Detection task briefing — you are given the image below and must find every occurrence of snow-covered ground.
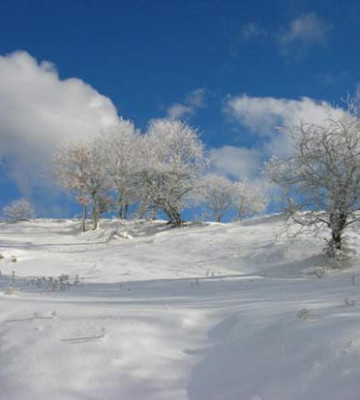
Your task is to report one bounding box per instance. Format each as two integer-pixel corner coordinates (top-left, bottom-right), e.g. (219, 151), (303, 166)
(0, 216), (360, 399)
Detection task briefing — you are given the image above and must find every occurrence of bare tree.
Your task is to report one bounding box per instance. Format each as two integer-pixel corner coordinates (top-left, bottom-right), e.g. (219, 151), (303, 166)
(200, 174), (233, 222)
(136, 119), (206, 226)
(54, 137), (112, 231)
(2, 198), (35, 222)
(102, 120), (139, 219)
(54, 141), (89, 231)
(231, 180), (268, 220)
(266, 104), (360, 263)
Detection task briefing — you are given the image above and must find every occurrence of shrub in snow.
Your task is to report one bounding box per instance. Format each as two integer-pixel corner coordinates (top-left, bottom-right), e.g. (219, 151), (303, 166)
(314, 268), (326, 278)
(297, 308), (317, 320)
(344, 297), (357, 306)
(4, 286), (19, 295)
(2, 199), (35, 222)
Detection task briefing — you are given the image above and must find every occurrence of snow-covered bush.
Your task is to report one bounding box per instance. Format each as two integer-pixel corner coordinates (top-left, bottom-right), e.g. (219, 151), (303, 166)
(2, 199), (35, 222)
(4, 286), (19, 295)
(231, 180), (268, 220)
(200, 174), (234, 222)
(344, 297), (357, 307)
(297, 308), (317, 320)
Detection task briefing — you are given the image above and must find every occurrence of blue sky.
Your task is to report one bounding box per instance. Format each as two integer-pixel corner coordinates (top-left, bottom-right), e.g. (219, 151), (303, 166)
(0, 0), (359, 216)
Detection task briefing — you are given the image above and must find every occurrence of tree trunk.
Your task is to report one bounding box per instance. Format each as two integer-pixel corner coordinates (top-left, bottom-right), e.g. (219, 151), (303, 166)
(82, 204), (87, 232)
(166, 205), (182, 227)
(138, 200), (148, 219)
(124, 204), (129, 219)
(92, 195), (99, 230)
(118, 192), (123, 219)
(329, 211), (347, 256)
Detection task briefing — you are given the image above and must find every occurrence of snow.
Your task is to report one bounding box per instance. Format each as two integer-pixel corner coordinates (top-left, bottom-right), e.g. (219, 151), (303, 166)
(0, 216), (360, 399)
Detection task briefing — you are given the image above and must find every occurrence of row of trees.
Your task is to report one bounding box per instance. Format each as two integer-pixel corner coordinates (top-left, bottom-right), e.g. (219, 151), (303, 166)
(53, 119), (267, 231)
(6, 98), (360, 266)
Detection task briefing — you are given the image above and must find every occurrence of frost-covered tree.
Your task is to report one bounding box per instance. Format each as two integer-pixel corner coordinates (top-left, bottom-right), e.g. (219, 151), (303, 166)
(54, 137), (112, 231)
(2, 198), (35, 222)
(266, 103), (360, 261)
(102, 120), (139, 219)
(231, 180), (268, 220)
(136, 119), (206, 225)
(200, 174), (233, 222)
(54, 141), (91, 231)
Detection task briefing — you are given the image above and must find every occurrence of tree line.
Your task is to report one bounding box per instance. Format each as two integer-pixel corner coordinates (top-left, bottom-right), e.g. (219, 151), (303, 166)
(5, 98), (360, 267)
(53, 118), (267, 231)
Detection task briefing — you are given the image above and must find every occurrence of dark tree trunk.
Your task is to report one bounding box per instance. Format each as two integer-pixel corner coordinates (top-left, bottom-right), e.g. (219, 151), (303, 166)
(118, 192), (123, 219)
(329, 211), (347, 256)
(92, 194), (99, 230)
(165, 206), (182, 227)
(124, 204), (129, 219)
(82, 204), (87, 232)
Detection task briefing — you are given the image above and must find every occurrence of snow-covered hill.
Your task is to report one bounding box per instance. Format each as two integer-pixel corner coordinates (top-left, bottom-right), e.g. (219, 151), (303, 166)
(0, 217), (360, 399)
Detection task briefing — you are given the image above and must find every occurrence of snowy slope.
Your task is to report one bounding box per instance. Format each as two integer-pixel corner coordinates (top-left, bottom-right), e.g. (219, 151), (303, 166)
(0, 217), (360, 399)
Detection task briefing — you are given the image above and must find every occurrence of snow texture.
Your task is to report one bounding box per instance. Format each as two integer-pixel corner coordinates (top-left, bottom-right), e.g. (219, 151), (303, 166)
(0, 216), (360, 399)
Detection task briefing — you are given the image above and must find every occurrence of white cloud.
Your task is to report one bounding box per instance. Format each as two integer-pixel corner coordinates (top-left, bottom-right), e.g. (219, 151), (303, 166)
(278, 13), (332, 56)
(167, 88), (206, 119)
(213, 95), (345, 182)
(225, 94), (340, 133)
(0, 51), (119, 196)
(166, 104), (194, 120)
(230, 22), (268, 56)
(210, 146), (261, 180)
(240, 22), (266, 40)
(186, 88), (206, 108)
(224, 94), (344, 160)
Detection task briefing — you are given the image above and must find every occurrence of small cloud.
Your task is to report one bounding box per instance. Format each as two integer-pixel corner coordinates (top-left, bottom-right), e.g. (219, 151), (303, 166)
(186, 88), (206, 108)
(166, 88), (206, 120)
(230, 22), (268, 56)
(316, 73), (335, 86)
(316, 71), (351, 87)
(166, 104), (194, 120)
(278, 13), (332, 58)
(210, 146), (261, 180)
(241, 22), (267, 40)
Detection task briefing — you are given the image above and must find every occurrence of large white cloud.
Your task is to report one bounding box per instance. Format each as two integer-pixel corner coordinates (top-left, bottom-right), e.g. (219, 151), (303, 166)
(225, 95), (340, 135)
(0, 51), (119, 196)
(217, 94), (346, 179)
(224, 94), (345, 157)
